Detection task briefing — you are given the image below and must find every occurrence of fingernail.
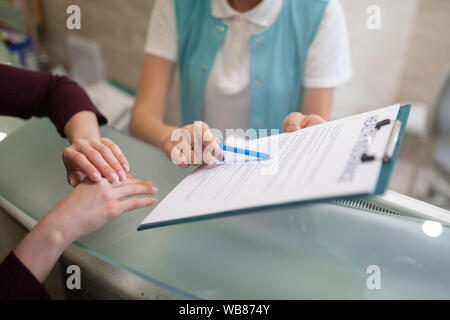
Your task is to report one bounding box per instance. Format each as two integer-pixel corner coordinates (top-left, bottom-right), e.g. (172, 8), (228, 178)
(123, 163), (130, 172)
(69, 176), (75, 186)
(92, 173), (101, 181)
(119, 170), (127, 181)
(216, 153), (224, 162)
(109, 173), (119, 182)
(152, 186), (158, 193)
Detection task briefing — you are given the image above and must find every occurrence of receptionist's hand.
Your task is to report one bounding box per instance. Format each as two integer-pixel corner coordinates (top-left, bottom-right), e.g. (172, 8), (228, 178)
(283, 112), (326, 133)
(162, 121), (223, 168)
(63, 137), (130, 187)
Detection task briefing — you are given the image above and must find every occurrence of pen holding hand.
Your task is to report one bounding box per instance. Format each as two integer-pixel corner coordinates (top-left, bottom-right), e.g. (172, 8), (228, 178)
(162, 121), (223, 168)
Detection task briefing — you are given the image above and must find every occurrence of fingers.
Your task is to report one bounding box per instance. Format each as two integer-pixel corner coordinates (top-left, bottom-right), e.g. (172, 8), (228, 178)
(67, 138), (130, 185)
(75, 140), (120, 183)
(283, 112), (305, 132)
(283, 113), (326, 132)
(183, 123), (202, 165)
(90, 140), (127, 181)
(112, 176), (158, 211)
(68, 170), (86, 187)
(201, 122), (223, 164)
(166, 125), (198, 167)
(183, 122), (222, 165)
(165, 139), (190, 168)
(302, 114), (326, 128)
(176, 149), (191, 168)
(100, 138), (130, 172)
(165, 122), (223, 167)
(114, 179), (158, 199)
(63, 147), (102, 183)
(116, 197), (157, 215)
(68, 173), (77, 187)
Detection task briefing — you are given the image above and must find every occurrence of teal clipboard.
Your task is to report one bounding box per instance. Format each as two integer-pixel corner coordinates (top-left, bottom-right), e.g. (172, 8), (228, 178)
(374, 104), (410, 194)
(138, 104), (411, 231)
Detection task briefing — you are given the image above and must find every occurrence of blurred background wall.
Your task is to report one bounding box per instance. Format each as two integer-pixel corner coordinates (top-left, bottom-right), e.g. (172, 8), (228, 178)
(37, 0), (450, 122)
(335, 0), (418, 117)
(397, 0), (450, 103)
(40, 0), (154, 89)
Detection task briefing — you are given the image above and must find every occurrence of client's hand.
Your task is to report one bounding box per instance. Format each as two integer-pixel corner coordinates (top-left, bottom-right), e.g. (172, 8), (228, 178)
(282, 112), (326, 133)
(47, 176), (157, 243)
(63, 137), (130, 187)
(14, 176), (157, 282)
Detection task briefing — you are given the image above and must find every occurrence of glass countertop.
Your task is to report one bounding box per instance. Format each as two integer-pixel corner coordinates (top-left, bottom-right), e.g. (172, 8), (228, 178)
(0, 119), (449, 299)
(0, 116), (25, 142)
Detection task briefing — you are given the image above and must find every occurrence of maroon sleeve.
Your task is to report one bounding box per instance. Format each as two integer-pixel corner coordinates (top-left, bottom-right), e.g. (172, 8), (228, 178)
(0, 252), (50, 300)
(0, 64), (107, 137)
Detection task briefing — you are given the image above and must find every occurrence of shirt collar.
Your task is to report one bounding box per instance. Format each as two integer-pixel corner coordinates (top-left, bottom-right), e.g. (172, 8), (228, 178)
(211, 0), (282, 28)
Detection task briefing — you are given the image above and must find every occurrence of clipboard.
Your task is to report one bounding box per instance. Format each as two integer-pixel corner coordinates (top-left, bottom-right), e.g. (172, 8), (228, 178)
(138, 104), (411, 231)
(373, 104), (410, 195)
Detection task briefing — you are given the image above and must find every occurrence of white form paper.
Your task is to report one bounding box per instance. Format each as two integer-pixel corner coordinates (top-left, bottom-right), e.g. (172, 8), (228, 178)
(140, 104), (400, 228)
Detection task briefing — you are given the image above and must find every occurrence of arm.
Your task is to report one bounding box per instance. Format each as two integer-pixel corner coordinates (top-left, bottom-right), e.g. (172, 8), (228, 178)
(0, 64), (130, 186)
(129, 54), (177, 150)
(11, 176), (157, 285)
(130, 55), (221, 167)
(131, 0), (179, 150)
(301, 87), (334, 121)
(0, 253), (50, 300)
(283, 0), (351, 132)
(0, 64), (106, 137)
(0, 176), (156, 299)
(131, 2), (220, 166)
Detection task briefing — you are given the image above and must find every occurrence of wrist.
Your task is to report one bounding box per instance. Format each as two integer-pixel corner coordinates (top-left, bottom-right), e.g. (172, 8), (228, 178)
(39, 209), (76, 250)
(158, 125), (178, 151)
(64, 111), (101, 143)
(13, 213), (70, 283)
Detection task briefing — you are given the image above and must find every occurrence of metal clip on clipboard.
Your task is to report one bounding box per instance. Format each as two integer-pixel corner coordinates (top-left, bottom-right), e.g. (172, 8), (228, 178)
(361, 119), (402, 163)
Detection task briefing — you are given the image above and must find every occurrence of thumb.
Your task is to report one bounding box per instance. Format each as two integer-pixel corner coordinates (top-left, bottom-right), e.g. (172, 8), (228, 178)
(68, 170), (87, 187)
(302, 115), (326, 128)
(68, 172), (78, 187)
(284, 113), (305, 132)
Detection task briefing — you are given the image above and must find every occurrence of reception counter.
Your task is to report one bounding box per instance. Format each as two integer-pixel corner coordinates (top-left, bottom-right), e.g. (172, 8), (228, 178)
(1, 118), (449, 299)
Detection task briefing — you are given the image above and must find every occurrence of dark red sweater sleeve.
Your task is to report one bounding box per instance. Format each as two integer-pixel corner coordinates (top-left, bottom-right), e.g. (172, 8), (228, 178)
(0, 64), (107, 137)
(0, 252), (50, 300)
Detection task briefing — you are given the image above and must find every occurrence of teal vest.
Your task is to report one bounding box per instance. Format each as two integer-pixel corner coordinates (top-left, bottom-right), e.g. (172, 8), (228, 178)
(175, 0), (328, 132)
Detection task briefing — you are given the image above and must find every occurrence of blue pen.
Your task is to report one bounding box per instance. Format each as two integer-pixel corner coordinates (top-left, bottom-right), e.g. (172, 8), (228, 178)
(218, 144), (270, 160)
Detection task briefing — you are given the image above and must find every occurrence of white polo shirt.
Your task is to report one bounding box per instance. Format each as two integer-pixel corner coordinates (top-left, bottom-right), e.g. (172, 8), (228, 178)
(145, 0), (352, 133)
